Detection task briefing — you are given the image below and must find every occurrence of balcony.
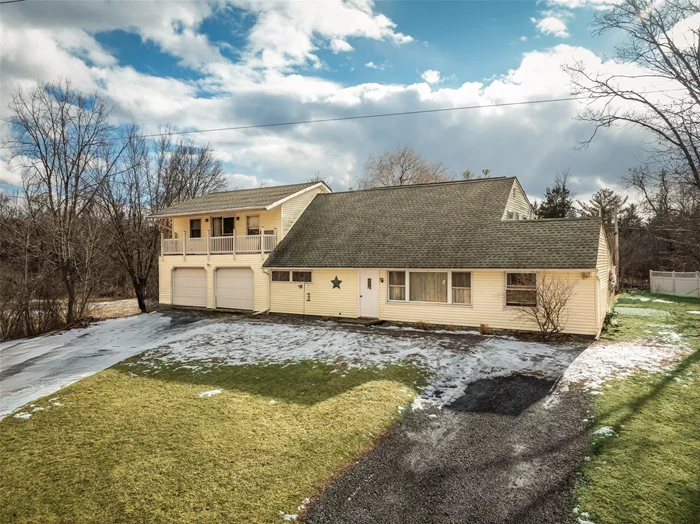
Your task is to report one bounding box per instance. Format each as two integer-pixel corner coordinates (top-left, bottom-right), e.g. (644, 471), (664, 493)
(162, 233), (277, 256)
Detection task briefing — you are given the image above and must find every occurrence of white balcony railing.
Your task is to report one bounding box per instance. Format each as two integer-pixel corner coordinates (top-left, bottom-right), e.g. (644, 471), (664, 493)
(161, 233), (277, 257)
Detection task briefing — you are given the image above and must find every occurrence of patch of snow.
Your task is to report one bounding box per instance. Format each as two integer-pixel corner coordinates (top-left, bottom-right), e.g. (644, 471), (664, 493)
(269, 399), (277, 406)
(625, 296), (650, 301)
(378, 325), (482, 336)
(13, 412), (31, 420)
(279, 511), (297, 521)
(659, 330), (682, 343)
(592, 426), (617, 438)
(688, 311), (700, 315)
(31, 406), (45, 412)
(559, 341), (690, 391)
(138, 318), (586, 409)
(198, 389), (222, 398)
(653, 298), (673, 303)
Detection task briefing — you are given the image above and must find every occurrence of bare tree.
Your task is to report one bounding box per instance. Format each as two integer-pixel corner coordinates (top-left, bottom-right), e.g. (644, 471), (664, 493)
(358, 145), (452, 189)
(566, 0), (700, 191)
(99, 126), (225, 312)
(4, 80), (126, 323)
(516, 272), (576, 340)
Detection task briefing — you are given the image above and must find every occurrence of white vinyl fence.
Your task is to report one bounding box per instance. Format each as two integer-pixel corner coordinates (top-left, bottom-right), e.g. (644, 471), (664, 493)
(650, 271), (700, 298)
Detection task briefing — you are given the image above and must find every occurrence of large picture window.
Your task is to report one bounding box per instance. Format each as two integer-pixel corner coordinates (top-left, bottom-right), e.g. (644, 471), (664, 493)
(388, 271), (406, 301)
(452, 272), (472, 304)
(505, 273), (537, 307)
(410, 272), (448, 303)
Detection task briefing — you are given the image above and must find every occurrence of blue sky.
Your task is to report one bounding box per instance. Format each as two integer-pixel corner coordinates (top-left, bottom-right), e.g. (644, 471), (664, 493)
(0, 0), (669, 199)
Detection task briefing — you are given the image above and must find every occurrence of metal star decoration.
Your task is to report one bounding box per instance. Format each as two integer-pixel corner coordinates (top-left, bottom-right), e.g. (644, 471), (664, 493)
(331, 276), (342, 289)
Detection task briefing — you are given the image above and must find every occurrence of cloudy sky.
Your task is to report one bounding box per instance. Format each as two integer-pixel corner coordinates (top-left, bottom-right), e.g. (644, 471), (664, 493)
(0, 0), (678, 200)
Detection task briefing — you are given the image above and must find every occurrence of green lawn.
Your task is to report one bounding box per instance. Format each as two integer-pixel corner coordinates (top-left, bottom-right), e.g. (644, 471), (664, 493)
(577, 291), (700, 524)
(0, 358), (425, 524)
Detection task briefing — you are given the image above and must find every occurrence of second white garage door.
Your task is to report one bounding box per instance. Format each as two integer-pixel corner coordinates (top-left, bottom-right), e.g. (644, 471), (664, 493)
(216, 268), (254, 310)
(172, 268), (207, 308)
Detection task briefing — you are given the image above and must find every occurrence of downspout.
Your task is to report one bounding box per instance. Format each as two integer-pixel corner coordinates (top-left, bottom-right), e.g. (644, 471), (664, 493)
(254, 267), (272, 315)
(594, 272), (602, 340)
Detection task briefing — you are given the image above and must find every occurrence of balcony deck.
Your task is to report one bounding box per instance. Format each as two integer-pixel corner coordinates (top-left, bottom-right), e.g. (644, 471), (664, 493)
(162, 233), (277, 256)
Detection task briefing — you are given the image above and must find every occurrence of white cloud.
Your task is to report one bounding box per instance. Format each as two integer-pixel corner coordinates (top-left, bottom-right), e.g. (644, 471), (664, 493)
(535, 16), (570, 38)
(330, 38), (354, 53)
(421, 69), (442, 85)
(365, 61), (387, 70)
(519, 36), (528, 42)
(0, 0), (681, 202)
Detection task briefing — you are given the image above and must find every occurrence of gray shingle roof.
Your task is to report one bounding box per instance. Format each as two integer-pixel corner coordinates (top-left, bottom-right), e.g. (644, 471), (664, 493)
(264, 177), (602, 269)
(150, 182), (319, 217)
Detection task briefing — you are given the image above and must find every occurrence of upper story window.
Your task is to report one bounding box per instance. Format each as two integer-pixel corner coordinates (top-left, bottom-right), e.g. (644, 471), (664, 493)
(189, 219), (201, 238)
(247, 215), (260, 235)
(272, 271), (290, 282)
(212, 217), (235, 237)
(292, 271), (312, 283)
(505, 273), (537, 307)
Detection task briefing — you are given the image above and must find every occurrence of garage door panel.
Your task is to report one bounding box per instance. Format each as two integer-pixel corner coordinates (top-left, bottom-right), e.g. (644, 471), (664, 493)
(216, 268), (254, 310)
(173, 268), (206, 307)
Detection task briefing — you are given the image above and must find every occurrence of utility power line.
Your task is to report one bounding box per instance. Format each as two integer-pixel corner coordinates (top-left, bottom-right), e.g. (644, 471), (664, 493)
(0, 88), (684, 150)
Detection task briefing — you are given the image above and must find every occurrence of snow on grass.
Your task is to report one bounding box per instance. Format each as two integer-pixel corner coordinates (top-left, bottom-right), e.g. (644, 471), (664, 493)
(688, 311), (700, 315)
(653, 298), (673, 303)
(592, 426), (618, 438)
(198, 389), (222, 398)
(136, 319), (585, 408)
(13, 412), (31, 420)
(559, 340), (690, 393)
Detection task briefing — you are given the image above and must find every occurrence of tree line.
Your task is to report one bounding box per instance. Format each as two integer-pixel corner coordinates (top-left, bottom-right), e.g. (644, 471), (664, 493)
(0, 80), (225, 340)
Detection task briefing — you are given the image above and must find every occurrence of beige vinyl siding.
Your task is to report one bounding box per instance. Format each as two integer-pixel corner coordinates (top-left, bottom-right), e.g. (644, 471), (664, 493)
(159, 254), (270, 311)
(378, 270), (598, 335)
(502, 179), (534, 220)
(596, 226), (614, 328)
(270, 269), (358, 318)
(281, 186), (327, 238)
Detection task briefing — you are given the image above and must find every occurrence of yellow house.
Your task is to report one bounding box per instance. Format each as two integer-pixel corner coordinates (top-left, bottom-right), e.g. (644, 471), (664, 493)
(154, 177), (614, 337)
(151, 182), (331, 312)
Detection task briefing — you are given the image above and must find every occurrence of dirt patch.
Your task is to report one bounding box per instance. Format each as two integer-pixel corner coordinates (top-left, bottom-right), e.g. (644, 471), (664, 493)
(89, 299), (142, 320)
(304, 376), (590, 524)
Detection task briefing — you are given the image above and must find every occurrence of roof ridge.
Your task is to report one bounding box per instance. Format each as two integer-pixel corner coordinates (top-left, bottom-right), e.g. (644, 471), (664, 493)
(208, 181), (315, 196)
(518, 216), (601, 222)
(319, 176), (515, 196)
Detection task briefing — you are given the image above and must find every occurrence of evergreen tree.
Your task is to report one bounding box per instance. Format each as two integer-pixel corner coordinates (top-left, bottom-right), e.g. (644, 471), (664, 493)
(533, 171), (577, 218)
(578, 188), (628, 230)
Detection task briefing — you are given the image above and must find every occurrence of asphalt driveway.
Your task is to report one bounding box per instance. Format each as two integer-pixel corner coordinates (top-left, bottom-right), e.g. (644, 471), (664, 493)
(0, 311), (212, 416)
(305, 375), (590, 524)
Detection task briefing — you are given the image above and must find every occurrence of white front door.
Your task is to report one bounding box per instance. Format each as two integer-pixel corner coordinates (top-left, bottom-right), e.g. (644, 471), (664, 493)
(359, 269), (379, 318)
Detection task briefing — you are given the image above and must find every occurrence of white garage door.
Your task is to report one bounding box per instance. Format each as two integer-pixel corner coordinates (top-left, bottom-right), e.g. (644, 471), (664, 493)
(216, 268), (254, 310)
(172, 268), (207, 307)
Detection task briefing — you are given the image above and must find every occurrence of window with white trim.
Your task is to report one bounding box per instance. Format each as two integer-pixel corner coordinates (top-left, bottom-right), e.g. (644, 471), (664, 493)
(410, 272), (447, 303)
(505, 273), (537, 306)
(388, 271), (406, 301)
(451, 272), (472, 304)
(292, 271), (312, 283)
(247, 215), (260, 235)
(388, 271), (472, 304)
(271, 271), (290, 282)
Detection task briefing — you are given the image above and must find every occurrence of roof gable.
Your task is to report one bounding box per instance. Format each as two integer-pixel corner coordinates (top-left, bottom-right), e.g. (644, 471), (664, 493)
(150, 182), (329, 218)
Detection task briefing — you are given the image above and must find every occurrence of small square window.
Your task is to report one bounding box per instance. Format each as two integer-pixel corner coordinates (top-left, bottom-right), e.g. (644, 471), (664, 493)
(292, 271), (312, 283)
(506, 273), (537, 307)
(272, 271), (290, 282)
